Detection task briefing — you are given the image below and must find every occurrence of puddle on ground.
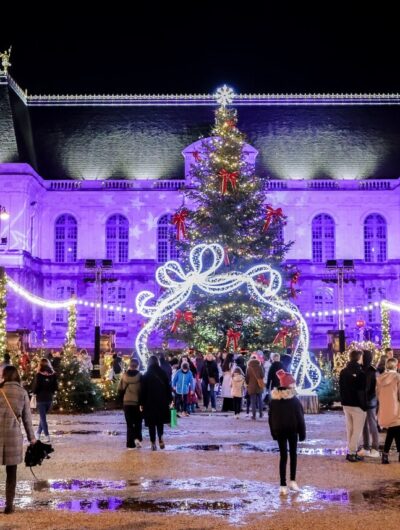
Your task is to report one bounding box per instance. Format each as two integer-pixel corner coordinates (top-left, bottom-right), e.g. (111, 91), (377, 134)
(7, 477), (400, 523)
(168, 442), (348, 456)
(52, 430), (122, 436)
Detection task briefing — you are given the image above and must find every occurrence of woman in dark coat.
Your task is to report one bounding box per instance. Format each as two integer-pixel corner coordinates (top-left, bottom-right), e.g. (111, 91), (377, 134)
(0, 366), (36, 514)
(140, 355), (172, 450)
(32, 358), (58, 442)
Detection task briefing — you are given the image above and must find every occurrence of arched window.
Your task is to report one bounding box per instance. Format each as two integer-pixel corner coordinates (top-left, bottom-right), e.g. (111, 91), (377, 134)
(157, 214), (179, 263)
(55, 214), (77, 263)
(106, 215), (129, 263)
(364, 214), (387, 263)
(314, 287), (334, 323)
(312, 214), (335, 263)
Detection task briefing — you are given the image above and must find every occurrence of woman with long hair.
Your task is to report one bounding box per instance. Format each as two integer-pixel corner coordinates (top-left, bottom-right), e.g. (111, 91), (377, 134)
(221, 352), (235, 412)
(0, 366), (36, 514)
(32, 358), (58, 443)
(140, 355), (172, 450)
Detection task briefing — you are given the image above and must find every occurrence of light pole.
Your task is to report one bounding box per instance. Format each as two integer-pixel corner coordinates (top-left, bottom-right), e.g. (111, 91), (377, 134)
(325, 259), (355, 352)
(0, 205), (10, 247)
(84, 259), (113, 377)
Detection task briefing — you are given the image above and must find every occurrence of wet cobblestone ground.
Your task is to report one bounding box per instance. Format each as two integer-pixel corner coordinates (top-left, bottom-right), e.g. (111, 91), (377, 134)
(0, 410), (399, 529)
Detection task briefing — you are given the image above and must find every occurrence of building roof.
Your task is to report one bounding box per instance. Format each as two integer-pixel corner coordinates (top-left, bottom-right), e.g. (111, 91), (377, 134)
(2, 75), (400, 181)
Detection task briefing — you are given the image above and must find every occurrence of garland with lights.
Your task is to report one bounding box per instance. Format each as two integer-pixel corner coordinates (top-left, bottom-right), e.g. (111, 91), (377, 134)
(0, 268), (7, 358)
(64, 296), (77, 355)
(136, 243), (321, 392)
(381, 302), (391, 349)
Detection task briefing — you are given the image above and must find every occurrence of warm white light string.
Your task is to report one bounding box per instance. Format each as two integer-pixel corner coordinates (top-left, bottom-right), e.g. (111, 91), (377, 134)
(6, 276), (76, 309)
(304, 300), (396, 319)
(135, 243), (322, 392)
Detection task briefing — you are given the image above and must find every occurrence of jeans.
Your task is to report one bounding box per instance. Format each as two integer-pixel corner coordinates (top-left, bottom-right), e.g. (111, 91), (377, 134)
(343, 406), (367, 453)
(175, 393), (189, 413)
(384, 425), (400, 453)
(362, 408), (379, 450)
(123, 405), (142, 448)
(202, 381), (216, 409)
(277, 434), (298, 486)
(37, 401), (52, 436)
(250, 393), (263, 419)
(233, 397), (242, 415)
(148, 423), (164, 443)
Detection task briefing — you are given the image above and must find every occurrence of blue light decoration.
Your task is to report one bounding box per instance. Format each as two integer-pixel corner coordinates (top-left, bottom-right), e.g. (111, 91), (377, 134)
(135, 243), (322, 392)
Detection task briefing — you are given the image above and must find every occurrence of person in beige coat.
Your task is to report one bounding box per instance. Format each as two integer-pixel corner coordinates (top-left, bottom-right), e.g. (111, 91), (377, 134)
(0, 366), (36, 514)
(376, 358), (400, 464)
(245, 354), (265, 420)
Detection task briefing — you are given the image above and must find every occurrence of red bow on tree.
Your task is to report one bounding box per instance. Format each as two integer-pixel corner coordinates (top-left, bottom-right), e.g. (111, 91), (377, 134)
(263, 206), (284, 232)
(225, 119), (236, 128)
(171, 309), (194, 333)
(192, 150), (201, 162)
(272, 327), (289, 348)
(290, 272), (300, 298)
(218, 169), (238, 194)
(226, 328), (241, 350)
(172, 209), (188, 240)
(256, 274), (270, 286)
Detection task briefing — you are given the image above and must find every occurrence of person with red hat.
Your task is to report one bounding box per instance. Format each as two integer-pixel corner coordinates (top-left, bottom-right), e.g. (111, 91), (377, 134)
(268, 369), (306, 495)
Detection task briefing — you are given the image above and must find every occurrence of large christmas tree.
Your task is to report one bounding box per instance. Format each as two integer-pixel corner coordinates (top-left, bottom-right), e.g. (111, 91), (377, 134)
(167, 94), (296, 350)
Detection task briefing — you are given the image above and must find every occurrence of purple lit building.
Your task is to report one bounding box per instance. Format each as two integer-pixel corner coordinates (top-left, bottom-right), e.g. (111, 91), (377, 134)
(1, 69), (399, 351)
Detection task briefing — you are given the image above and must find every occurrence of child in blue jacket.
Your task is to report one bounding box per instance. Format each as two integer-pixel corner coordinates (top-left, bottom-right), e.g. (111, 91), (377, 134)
(172, 362), (194, 416)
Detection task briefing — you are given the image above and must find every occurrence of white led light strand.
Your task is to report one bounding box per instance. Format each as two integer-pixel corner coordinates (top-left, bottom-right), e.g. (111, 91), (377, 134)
(135, 243), (321, 392)
(6, 276), (76, 309)
(304, 300), (387, 319)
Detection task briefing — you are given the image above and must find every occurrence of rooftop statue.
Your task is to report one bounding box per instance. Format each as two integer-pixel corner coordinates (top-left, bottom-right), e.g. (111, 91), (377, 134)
(0, 46), (12, 74)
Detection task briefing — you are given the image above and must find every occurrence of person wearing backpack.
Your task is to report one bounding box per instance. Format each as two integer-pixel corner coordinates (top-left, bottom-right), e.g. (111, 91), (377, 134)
(118, 358), (142, 449)
(0, 366), (36, 514)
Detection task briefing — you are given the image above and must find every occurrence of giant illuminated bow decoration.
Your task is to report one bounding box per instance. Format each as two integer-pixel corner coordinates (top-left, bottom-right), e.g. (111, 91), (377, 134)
(135, 243), (321, 391)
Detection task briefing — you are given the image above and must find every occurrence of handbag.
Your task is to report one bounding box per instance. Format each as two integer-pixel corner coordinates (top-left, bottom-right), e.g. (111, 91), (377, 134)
(30, 395), (37, 409)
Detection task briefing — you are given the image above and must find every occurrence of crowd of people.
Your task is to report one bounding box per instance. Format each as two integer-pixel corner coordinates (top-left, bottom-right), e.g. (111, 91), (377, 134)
(0, 344), (399, 513)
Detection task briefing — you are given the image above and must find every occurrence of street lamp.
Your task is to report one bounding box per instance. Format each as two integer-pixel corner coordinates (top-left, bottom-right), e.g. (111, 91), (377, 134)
(84, 259), (114, 377)
(324, 259), (355, 352)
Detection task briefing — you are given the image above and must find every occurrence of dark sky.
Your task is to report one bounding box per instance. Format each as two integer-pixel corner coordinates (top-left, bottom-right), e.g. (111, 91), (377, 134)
(1, 5), (399, 95)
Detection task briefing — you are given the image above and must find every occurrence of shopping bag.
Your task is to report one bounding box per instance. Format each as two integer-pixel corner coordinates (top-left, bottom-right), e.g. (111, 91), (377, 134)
(30, 395), (37, 409)
(170, 407), (178, 428)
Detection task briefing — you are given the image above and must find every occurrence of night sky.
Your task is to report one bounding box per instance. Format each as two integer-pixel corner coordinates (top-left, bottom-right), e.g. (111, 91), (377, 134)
(1, 5), (399, 95)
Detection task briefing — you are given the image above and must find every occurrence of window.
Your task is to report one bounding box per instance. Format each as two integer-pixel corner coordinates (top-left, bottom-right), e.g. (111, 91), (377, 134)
(106, 215), (129, 263)
(157, 214), (179, 263)
(364, 214), (387, 263)
(314, 287), (334, 323)
(105, 285), (127, 323)
(55, 285), (75, 322)
(55, 215), (77, 263)
(365, 286), (386, 323)
(312, 214), (335, 263)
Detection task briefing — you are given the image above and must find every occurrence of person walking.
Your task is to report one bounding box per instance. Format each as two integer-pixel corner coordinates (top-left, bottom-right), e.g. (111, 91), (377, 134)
(358, 350), (380, 458)
(140, 355), (172, 450)
(268, 369), (305, 495)
(32, 358), (58, 443)
(118, 358), (142, 449)
(0, 366), (36, 514)
(377, 357), (400, 463)
(200, 353), (219, 412)
(172, 361), (194, 416)
(266, 354), (284, 392)
(231, 367), (246, 418)
(339, 350), (367, 462)
(246, 353), (265, 420)
(221, 352), (235, 412)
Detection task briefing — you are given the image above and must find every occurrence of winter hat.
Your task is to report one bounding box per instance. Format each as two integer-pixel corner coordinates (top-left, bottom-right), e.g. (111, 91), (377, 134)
(277, 369), (296, 388)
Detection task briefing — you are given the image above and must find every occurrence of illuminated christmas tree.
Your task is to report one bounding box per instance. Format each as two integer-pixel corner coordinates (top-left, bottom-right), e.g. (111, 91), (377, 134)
(0, 268), (7, 357)
(169, 90), (294, 350)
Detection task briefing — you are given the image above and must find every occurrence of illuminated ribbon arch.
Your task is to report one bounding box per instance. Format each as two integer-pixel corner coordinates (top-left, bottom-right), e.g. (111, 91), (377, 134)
(135, 243), (321, 391)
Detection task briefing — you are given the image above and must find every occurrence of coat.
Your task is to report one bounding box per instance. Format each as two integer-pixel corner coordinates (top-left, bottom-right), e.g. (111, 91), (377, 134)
(32, 371), (58, 403)
(266, 361), (284, 391)
(118, 369), (141, 406)
(376, 371), (400, 428)
(140, 365), (172, 426)
(268, 387), (306, 441)
(172, 369), (194, 396)
(245, 359), (265, 395)
(0, 382), (36, 465)
(339, 361), (367, 410)
(231, 373), (246, 398)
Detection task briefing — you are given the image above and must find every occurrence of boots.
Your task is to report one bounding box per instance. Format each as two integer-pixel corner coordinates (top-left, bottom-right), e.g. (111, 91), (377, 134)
(5, 467), (16, 514)
(381, 452), (389, 464)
